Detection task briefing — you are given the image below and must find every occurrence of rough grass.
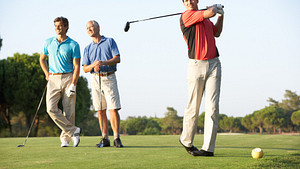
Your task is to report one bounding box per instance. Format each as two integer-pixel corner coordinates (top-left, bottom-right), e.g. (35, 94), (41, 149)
(0, 134), (299, 169)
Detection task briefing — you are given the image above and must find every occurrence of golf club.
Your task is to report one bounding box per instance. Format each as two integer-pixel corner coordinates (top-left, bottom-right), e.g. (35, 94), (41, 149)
(98, 70), (104, 148)
(17, 83), (47, 147)
(124, 6), (224, 32)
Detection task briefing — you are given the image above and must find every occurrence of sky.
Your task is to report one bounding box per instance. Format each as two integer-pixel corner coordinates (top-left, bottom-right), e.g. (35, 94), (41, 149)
(0, 0), (300, 120)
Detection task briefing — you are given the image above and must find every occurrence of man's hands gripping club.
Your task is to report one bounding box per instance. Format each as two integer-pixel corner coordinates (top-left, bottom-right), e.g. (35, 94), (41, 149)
(207, 4), (224, 16)
(93, 60), (104, 73)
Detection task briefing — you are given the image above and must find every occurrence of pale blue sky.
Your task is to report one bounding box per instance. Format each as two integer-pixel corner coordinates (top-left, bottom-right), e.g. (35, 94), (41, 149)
(1, 0), (299, 120)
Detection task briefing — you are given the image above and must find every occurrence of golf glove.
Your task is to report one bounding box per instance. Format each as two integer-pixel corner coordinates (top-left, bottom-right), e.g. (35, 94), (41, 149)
(206, 4), (222, 9)
(217, 8), (224, 16)
(66, 84), (76, 97)
(215, 4), (223, 10)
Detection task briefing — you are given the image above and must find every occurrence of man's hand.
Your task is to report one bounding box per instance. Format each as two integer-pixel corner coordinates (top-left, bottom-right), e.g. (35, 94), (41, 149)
(93, 60), (104, 72)
(66, 84), (76, 97)
(207, 4), (223, 10)
(217, 8), (224, 16)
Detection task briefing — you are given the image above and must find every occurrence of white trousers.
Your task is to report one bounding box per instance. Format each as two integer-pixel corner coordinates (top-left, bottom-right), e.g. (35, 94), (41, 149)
(46, 73), (77, 143)
(180, 58), (221, 152)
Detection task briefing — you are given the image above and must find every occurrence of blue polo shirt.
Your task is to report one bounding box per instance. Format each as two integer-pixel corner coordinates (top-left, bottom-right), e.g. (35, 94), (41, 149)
(43, 37), (81, 73)
(82, 36), (120, 73)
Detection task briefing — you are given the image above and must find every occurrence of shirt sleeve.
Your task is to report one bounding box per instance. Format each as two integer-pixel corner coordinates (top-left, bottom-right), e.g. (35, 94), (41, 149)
(43, 39), (49, 55)
(110, 38), (120, 57)
(182, 10), (204, 27)
(82, 45), (90, 66)
(73, 43), (81, 59)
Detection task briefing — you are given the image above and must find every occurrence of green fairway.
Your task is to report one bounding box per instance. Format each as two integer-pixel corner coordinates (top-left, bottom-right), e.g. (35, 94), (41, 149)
(0, 134), (299, 169)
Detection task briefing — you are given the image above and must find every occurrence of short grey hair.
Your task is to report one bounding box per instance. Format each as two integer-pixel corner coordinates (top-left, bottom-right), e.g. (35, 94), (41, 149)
(91, 20), (99, 27)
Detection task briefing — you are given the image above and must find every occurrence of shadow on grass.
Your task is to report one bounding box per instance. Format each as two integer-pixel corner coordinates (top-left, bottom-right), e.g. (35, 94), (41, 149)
(78, 145), (181, 148)
(121, 146), (180, 149)
(217, 146), (300, 151)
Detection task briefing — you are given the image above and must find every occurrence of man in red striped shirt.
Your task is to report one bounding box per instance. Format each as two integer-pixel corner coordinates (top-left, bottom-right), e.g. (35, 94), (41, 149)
(179, 0), (224, 156)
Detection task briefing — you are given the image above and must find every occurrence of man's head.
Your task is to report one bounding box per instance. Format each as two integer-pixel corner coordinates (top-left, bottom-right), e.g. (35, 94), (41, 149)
(54, 17), (69, 35)
(182, 0), (198, 10)
(86, 20), (100, 37)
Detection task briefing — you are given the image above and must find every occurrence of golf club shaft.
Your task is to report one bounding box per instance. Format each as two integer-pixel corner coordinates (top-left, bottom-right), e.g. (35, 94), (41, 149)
(22, 83), (47, 146)
(128, 7), (213, 24)
(129, 12), (182, 24)
(99, 71), (103, 140)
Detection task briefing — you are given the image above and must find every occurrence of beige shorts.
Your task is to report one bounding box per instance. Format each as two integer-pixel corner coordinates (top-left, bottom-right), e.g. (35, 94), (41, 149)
(91, 73), (121, 111)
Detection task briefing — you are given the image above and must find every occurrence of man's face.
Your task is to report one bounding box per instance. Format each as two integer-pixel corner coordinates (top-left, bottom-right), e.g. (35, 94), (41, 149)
(86, 22), (99, 37)
(183, 0), (198, 10)
(54, 21), (68, 36)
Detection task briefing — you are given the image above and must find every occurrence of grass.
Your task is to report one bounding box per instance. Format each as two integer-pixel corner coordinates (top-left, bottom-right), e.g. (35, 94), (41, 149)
(0, 134), (299, 169)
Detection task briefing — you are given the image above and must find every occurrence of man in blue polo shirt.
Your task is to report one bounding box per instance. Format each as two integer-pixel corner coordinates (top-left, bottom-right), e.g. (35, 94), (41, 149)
(40, 16), (81, 147)
(82, 20), (123, 148)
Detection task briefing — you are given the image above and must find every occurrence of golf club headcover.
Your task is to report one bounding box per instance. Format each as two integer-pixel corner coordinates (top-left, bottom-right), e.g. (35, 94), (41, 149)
(66, 84), (76, 97)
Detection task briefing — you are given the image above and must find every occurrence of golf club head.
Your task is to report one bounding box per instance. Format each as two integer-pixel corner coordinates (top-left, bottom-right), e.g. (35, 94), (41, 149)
(17, 145), (24, 147)
(124, 22), (130, 32)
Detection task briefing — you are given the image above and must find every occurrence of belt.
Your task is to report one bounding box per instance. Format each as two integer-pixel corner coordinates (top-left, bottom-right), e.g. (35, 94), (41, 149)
(93, 72), (115, 77)
(49, 72), (72, 75)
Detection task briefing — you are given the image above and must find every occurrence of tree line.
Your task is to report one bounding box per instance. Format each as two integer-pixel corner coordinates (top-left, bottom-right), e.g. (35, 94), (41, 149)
(0, 53), (299, 137)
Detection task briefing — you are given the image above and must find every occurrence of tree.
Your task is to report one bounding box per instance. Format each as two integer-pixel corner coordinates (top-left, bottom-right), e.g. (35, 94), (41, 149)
(217, 114), (228, 132)
(242, 114), (256, 133)
(219, 116), (238, 133)
(269, 90), (300, 132)
(279, 90), (300, 112)
(161, 107), (181, 134)
(0, 59), (13, 135)
(0, 53), (92, 137)
(291, 110), (300, 127)
(252, 109), (268, 134)
(262, 106), (285, 134)
(0, 53), (47, 136)
(197, 112), (205, 134)
(74, 76), (92, 125)
(142, 117), (161, 135)
(0, 36), (2, 50)
(124, 116), (148, 135)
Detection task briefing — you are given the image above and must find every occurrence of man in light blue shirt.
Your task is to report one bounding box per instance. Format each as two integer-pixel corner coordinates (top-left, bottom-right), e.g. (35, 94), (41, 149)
(82, 20), (123, 148)
(40, 16), (81, 147)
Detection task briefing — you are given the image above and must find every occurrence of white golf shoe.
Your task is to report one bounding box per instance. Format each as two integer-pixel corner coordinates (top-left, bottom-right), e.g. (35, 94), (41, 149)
(61, 141), (69, 147)
(72, 127), (81, 147)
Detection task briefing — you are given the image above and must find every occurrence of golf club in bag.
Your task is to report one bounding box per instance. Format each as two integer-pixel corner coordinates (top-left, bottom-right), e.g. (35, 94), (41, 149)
(17, 83), (47, 147)
(124, 6), (223, 32)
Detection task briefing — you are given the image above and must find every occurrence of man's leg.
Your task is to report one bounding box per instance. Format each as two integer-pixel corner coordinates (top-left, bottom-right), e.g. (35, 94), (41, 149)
(109, 109), (120, 139)
(101, 74), (123, 147)
(61, 75), (77, 145)
(98, 110), (109, 139)
(202, 58), (221, 152)
(180, 59), (206, 147)
(47, 75), (77, 142)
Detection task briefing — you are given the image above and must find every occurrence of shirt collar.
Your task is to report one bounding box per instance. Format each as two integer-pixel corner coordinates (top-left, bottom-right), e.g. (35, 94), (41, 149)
(53, 36), (70, 43)
(92, 35), (107, 45)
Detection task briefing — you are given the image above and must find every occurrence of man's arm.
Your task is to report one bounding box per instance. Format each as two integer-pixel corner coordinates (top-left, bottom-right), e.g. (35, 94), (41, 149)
(214, 15), (224, 37)
(39, 52), (49, 81)
(101, 55), (120, 66)
(71, 58), (80, 85)
(82, 61), (100, 73)
(83, 55), (120, 73)
(203, 7), (217, 19)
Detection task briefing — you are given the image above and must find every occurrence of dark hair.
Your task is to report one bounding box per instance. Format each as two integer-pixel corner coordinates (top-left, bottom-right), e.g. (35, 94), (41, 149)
(54, 16), (69, 32)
